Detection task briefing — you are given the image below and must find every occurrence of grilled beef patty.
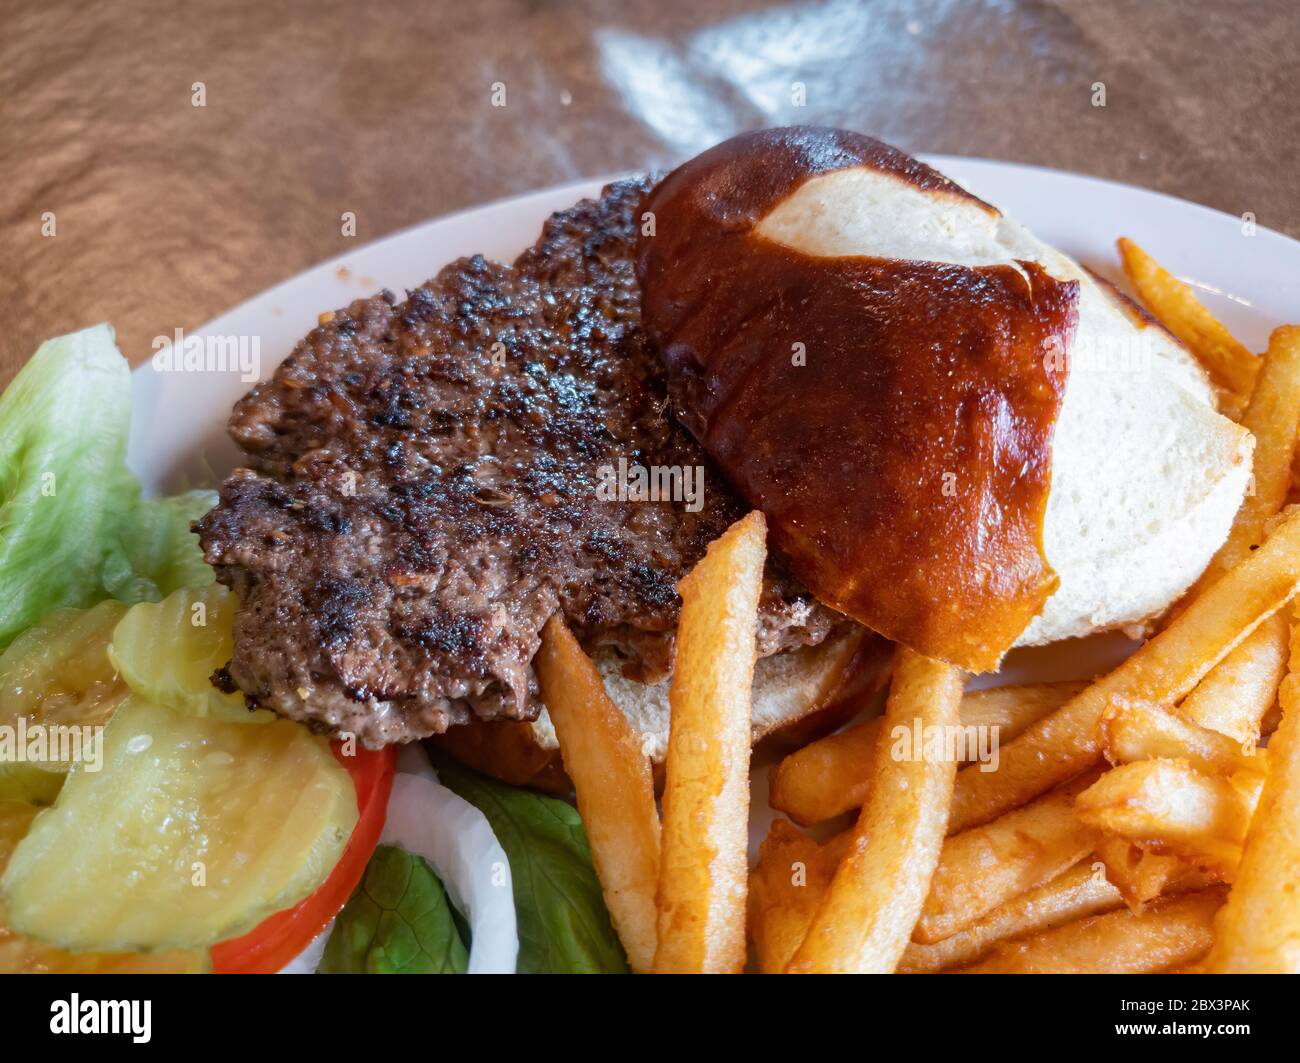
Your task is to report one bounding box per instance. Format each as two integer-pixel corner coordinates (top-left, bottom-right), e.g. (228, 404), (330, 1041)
(197, 177), (837, 747)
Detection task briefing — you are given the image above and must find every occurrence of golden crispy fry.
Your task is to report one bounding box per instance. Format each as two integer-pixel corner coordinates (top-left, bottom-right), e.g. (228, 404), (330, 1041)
(959, 888), (1225, 974)
(776, 773), (1104, 953)
(653, 511), (766, 974)
(1075, 760), (1262, 880)
(747, 826), (852, 974)
(1177, 613), (1288, 746)
(1237, 324), (1300, 528)
(915, 771), (1100, 944)
(1189, 325), (1300, 591)
(900, 861), (1123, 974)
(770, 681), (1082, 826)
(1169, 329), (1300, 747)
(1117, 237), (1258, 399)
(959, 682), (1088, 735)
(1101, 700), (1267, 777)
(1093, 834), (1209, 913)
(1206, 608), (1300, 972)
(535, 615), (661, 973)
(746, 821), (836, 974)
(949, 506), (1300, 834)
(786, 649), (963, 973)
(770, 716), (883, 827)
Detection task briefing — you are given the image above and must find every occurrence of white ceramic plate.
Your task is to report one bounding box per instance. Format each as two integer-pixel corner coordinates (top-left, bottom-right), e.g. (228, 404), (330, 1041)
(124, 155), (1300, 860)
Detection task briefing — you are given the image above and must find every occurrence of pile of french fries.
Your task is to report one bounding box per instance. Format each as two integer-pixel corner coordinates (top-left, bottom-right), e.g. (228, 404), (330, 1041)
(538, 243), (1300, 974)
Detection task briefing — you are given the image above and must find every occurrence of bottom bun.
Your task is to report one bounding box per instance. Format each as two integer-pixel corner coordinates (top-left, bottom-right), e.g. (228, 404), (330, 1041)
(429, 625), (889, 795)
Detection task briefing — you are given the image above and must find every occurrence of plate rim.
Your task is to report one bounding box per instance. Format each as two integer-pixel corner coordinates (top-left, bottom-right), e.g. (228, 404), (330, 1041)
(176, 151), (1300, 345)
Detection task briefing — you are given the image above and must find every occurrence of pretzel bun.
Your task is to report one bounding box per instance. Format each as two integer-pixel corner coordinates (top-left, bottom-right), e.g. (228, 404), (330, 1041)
(636, 128), (1252, 671)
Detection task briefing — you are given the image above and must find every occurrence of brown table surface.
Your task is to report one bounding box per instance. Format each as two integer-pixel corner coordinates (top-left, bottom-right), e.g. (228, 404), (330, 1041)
(2, 0), (1297, 387)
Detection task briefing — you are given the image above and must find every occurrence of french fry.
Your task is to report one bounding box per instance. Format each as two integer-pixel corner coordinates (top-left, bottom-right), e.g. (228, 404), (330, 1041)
(1176, 613), (1287, 746)
(653, 511), (766, 974)
(1206, 608), (1300, 972)
(914, 771), (1100, 944)
(1101, 700), (1266, 777)
(748, 825), (852, 973)
(1169, 329), (1300, 747)
(1075, 760), (1262, 880)
(1186, 325), (1300, 592)
(770, 717), (884, 827)
(747, 822), (837, 975)
(900, 861), (1124, 974)
(1117, 237), (1258, 400)
(535, 615), (661, 973)
(770, 681), (1083, 826)
(774, 772), (1106, 953)
(949, 505), (1300, 833)
(960, 682), (1088, 735)
(785, 649), (963, 973)
(959, 888), (1225, 974)
(1093, 834), (1209, 913)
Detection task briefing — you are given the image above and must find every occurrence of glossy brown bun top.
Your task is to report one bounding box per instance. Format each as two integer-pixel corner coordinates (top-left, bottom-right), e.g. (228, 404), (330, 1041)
(635, 128), (1080, 672)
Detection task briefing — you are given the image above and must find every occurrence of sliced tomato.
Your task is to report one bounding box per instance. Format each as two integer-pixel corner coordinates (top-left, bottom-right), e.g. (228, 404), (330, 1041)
(211, 742), (397, 974)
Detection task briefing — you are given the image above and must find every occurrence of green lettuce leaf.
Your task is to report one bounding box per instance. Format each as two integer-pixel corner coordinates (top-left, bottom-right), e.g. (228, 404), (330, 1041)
(319, 845), (469, 974)
(0, 325), (136, 645)
(429, 752), (630, 974)
(0, 325), (215, 645)
(102, 489), (217, 605)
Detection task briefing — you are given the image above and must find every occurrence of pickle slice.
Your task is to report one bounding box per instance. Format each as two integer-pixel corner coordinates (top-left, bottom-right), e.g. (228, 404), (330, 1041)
(109, 584), (269, 723)
(1, 697), (356, 951)
(0, 600), (129, 803)
(0, 801), (207, 972)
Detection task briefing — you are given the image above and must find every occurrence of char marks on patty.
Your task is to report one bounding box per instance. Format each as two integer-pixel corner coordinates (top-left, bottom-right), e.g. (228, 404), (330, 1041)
(197, 178), (837, 747)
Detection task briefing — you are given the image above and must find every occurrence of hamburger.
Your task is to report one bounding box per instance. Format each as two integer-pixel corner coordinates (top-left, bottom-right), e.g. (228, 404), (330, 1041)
(197, 126), (1251, 787)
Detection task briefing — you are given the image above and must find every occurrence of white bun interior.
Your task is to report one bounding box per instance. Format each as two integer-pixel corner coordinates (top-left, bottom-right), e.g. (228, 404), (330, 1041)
(528, 630), (861, 762)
